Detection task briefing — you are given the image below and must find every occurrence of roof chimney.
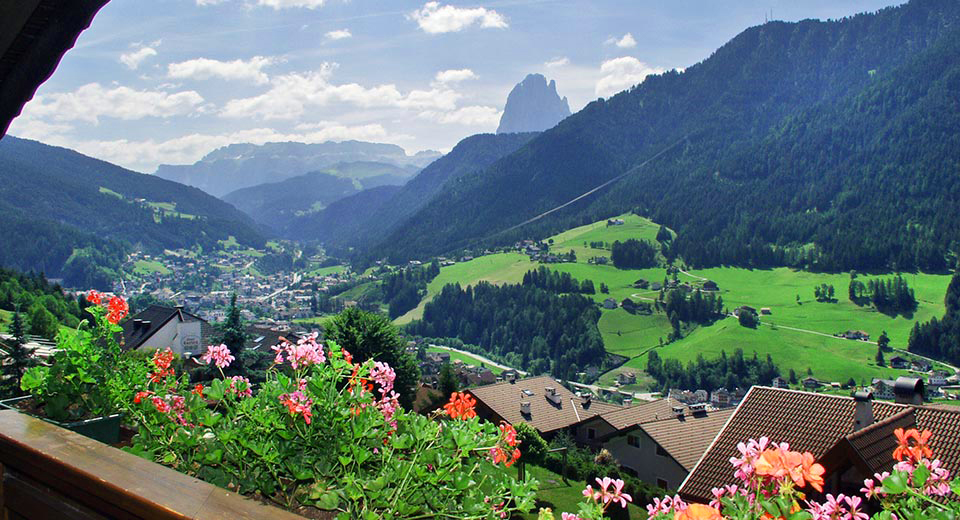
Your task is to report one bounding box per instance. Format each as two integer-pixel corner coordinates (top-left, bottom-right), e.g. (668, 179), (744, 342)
(141, 320), (151, 330)
(544, 387), (561, 405)
(672, 405), (685, 418)
(894, 376), (924, 405)
(853, 390), (874, 431)
(520, 401), (531, 415)
(133, 318), (143, 330)
(580, 393), (591, 406)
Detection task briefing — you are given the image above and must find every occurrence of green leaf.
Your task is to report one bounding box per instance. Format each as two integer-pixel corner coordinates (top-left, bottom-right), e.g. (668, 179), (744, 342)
(338, 455), (351, 467)
(203, 449), (223, 465)
(883, 472), (909, 494)
(913, 463), (931, 488)
(20, 366), (47, 392)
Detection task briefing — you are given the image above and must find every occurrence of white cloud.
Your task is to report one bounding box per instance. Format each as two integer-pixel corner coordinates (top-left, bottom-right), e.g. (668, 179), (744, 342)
(325, 29), (352, 40)
(119, 45), (158, 70)
(434, 68), (477, 84)
(606, 33), (637, 49)
(167, 56), (277, 84)
(221, 64), (461, 120)
(409, 2), (508, 34)
(419, 105), (501, 126)
(595, 57), (663, 98)
(22, 83), (204, 124)
(544, 57), (569, 68)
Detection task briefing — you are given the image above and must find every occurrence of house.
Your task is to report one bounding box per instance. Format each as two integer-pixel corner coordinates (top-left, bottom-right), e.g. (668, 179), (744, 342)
(679, 382), (960, 504)
(732, 306), (756, 317)
(802, 377), (821, 389)
(650, 282), (663, 291)
(702, 280), (719, 291)
(120, 305), (214, 356)
(595, 400), (735, 490)
(929, 373), (948, 388)
(760, 308), (772, 315)
(911, 359), (932, 372)
(710, 388), (731, 407)
(634, 279), (650, 289)
(890, 356), (910, 369)
(843, 330), (870, 341)
(617, 372), (637, 385)
(602, 298), (618, 309)
(465, 376), (621, 441)
(694, 389), (709, 403)
(871, 379), (896, 400)
(607, 219), (625, 226)
(771, 376), (790, 389)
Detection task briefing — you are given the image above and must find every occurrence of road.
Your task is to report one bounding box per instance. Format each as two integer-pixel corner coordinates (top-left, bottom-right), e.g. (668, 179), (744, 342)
(257, 272), (301, 302)
(428, 345), (528, 375)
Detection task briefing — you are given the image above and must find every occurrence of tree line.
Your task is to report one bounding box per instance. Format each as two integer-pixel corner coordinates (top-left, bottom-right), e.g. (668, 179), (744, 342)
(522, 266), (595, 294)
(646, 349), (780, 393)
(908, 271), (960, 365)
(406, 281), (606, 382)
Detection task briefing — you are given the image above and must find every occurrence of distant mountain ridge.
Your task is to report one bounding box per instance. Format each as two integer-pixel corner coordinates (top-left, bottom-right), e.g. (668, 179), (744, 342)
(155, 141), (440, 197)
(496, 74), (571, 134)
(285, 132), (538, 250)
(222, 162), (413, 231)
(374, 0), (960, 272)
(0, 136), (264, 288)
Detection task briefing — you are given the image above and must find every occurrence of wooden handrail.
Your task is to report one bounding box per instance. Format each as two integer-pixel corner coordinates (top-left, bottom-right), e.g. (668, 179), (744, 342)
(0, 410), (303, 519)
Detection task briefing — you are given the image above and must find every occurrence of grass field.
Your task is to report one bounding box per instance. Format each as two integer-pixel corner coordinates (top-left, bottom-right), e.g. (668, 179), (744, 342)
(98, 186), (123, 199)
(426, 347), (504, 375)
(390, 212), (952, 389)
(293, 315), (337, 328)
(133, 259), (171, 276)
(308, 265), (347, 277)
(394, 253), (532, 324)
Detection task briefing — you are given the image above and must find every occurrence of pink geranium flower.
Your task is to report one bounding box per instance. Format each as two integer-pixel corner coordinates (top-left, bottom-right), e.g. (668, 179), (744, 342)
(201, 343), (234, 369)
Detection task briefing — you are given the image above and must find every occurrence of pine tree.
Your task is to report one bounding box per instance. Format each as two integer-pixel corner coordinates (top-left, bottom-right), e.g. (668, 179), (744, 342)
(217, 294), (249, 375)
(1, 310), (36, 397)
(875, 345), (885, 366)
(439, 363), (458, 397)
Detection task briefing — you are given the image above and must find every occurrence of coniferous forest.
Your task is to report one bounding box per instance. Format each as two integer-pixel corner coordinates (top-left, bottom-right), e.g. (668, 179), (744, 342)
(645, 349), (780, 393)
(406, 281), (605, 380)
(908, 271), (960, 365)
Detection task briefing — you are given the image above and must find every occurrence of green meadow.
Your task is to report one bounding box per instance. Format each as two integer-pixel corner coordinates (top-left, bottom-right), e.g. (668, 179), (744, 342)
(133, 259), (171, 276)
(392, 212), (952, 388)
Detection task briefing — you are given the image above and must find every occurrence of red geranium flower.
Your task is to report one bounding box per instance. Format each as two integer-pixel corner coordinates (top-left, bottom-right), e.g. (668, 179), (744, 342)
(86, 289), (102, 305)
(106, 295), (128, 324)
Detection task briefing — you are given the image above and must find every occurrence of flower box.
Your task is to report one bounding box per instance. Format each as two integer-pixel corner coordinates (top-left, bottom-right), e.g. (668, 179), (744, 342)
(0, 395), (122, 444)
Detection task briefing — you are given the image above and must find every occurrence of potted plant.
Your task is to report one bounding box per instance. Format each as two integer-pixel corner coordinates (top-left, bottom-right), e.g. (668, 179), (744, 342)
(6, 290), (129, 443)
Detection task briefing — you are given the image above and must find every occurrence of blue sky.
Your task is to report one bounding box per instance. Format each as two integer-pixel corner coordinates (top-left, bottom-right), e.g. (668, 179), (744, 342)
(9, 0), (902, 173)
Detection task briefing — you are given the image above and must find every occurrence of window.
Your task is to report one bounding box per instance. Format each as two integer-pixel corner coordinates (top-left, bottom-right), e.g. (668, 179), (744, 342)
(656, 445), (669, 457)
(587, 428), (596, 440)
(657, 479), (669, 489)
(627, 435), (639, 448)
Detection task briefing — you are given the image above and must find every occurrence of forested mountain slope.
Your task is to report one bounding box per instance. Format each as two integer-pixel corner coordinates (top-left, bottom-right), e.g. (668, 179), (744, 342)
(374, 0), (960, 271)
(0, 136), (264, 287)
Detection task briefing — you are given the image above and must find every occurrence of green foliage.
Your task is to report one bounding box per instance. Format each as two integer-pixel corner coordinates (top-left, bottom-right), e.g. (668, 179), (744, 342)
(124, 343), (538, 517)
(610, 239), (658, 270)
(523, 266), (596, 294)
(324, 308), (419, 409)
(646, 348), (779, 392)
(0, 268), (82, 326)
(21, 304), (124, 421)
(0, 311), (37, 398)
(439, 362), (459, 397)
(26, 302), (58, 340)
(406, 281), (605, 380)
(514, 423), (548, 465)
(382, 261), (441, 320)
(738, 309), (759, 328)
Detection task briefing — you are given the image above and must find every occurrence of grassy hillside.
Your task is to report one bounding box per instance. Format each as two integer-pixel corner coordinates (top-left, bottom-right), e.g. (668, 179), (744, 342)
(397, 213), (952, 388)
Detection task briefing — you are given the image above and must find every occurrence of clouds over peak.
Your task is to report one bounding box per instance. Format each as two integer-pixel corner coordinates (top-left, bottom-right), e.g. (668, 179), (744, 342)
(606, 33), (637, 49)
(595, 56), (663, 98)
(167, 56), (278, 84)
(220, 64), (462, 120)
(544, 57), (569, 68)
(410, 2), (507, 34)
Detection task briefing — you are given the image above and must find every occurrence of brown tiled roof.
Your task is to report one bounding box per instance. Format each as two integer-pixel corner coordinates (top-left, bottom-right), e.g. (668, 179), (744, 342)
(641, 408), (736, 471)
(466, 375), (621, 434)
(597, 398), (690, 431)
(679, 387), (904, 503)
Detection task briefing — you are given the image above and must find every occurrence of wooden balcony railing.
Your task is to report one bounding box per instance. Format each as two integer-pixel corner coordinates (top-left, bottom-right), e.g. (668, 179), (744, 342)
(0, 409), (304, 519)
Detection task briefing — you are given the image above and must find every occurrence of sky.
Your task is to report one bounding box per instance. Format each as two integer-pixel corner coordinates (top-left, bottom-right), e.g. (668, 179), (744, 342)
(9, 0), (904, 174)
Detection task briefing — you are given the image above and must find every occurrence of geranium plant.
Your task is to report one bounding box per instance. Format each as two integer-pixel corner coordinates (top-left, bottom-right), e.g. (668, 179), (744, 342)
(124, 333), (538, 518)
(20, 290), (128, 422)
(638, 428), (959, 520)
